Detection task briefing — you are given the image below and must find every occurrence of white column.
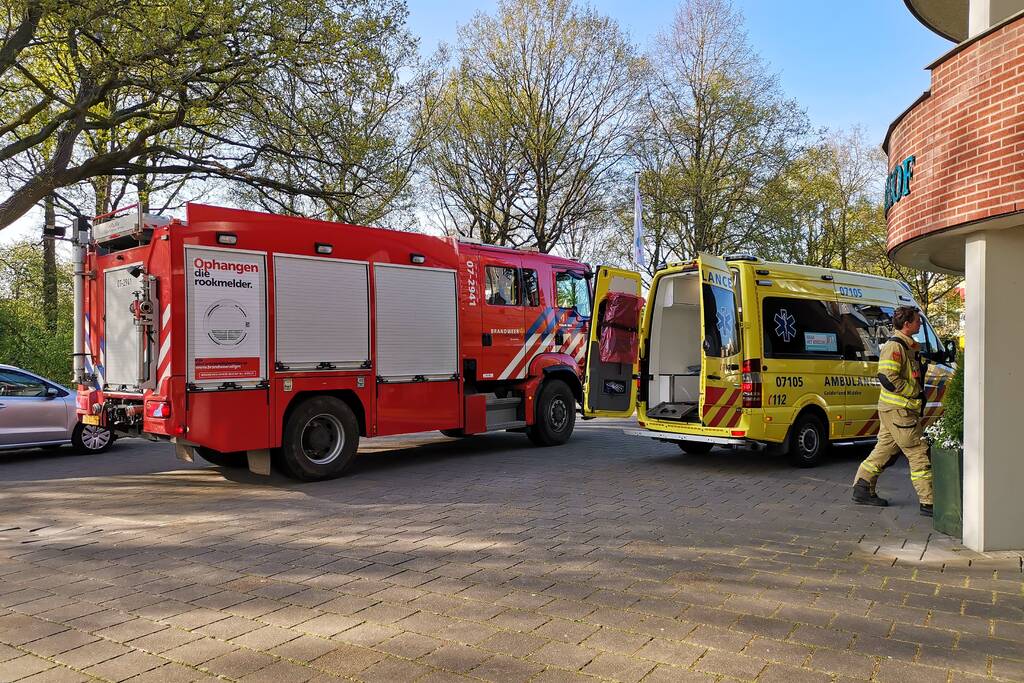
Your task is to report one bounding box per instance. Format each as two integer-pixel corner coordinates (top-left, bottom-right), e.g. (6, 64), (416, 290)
(970, 0), (1024, 37)
(963, 227), (1024, 551)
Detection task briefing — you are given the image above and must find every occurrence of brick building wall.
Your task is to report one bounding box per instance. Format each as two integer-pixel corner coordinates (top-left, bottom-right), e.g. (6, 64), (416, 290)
(885, 13), (1024, 253)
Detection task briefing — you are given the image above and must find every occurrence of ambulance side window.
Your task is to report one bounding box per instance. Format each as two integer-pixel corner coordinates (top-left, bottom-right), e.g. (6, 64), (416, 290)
(762, 297), (843, 359)
(521, 269), (540, 307)
(485, 266), (519, 306)
(839, 304), (893, 361)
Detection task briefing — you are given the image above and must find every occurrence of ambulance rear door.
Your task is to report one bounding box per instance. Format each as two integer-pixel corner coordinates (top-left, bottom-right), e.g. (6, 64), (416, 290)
(582, 266), (642, 417)
(697, 253), (743, 429)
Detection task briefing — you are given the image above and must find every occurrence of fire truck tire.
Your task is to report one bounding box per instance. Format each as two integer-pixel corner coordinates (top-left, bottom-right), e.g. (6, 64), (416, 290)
(527, 379), (576, 447)
(277, 397), (359, 481)
(678, 442), (713, 455)
(787, 413), (828, 467)
(71, 423), (114, 454)
(195, 447), (248, 468)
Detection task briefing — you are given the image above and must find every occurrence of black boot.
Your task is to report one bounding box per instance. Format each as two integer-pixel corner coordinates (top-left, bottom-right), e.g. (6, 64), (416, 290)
(920, 504), (933, 517)
(852, 479), (888, 506)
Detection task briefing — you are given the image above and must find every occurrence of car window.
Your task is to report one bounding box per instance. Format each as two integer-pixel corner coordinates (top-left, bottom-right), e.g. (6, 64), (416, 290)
(0, 370), (49, 397)
(838, 304), (894, 361)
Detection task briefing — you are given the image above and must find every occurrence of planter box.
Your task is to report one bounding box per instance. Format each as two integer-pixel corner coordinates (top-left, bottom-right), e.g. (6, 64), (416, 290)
(932, 445), (963, 538)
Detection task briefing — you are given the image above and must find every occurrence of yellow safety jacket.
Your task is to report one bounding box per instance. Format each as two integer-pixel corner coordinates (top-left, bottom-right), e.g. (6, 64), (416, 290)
(877, 331), (923, 412)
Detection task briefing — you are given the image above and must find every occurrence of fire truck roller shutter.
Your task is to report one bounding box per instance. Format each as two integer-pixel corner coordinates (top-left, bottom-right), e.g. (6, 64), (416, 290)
(374, 264), (458, 381)
(273, 255), (369, 370)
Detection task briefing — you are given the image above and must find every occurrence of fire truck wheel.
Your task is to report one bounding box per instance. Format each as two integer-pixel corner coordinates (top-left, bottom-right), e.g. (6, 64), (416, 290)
(527, 379), (576, 447)
(71, 423), (114, 454)
(677, 442), (713, 455)
(278, 397), (359, 481)
(195, 447), (248, 468)
(788, 413), (828, 467)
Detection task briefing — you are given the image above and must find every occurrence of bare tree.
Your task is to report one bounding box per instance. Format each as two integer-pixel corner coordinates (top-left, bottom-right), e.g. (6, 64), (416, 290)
(424, 0), (645, 251)
(0, 0), (422, 231)
(640, 0), (808, 259)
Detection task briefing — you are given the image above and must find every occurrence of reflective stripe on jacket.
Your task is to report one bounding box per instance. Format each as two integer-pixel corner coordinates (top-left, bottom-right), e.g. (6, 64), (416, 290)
(877, 332), (923, 412)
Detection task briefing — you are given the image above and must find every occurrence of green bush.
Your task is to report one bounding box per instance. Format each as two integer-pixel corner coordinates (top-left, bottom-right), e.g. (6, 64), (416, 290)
(935, 350), (964, 449)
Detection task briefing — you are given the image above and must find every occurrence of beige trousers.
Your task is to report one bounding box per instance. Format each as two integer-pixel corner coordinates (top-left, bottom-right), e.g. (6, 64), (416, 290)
(854, 408), (933, 505)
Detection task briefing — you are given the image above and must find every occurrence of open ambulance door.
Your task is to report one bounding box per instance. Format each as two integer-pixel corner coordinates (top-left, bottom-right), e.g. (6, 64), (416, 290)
(697, 253), (743, 428)
(582, 266), (643, 417)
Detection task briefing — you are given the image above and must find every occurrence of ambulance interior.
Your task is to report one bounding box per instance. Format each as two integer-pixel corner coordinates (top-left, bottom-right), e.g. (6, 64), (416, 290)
(646, 271), (702, 422)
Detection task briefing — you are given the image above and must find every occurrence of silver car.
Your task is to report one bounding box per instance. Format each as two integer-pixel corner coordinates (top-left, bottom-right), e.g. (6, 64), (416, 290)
(0, 364), (114, 453)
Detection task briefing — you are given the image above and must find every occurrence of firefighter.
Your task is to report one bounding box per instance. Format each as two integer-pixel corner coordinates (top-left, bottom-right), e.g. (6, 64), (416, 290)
(852, 305), (933, 516)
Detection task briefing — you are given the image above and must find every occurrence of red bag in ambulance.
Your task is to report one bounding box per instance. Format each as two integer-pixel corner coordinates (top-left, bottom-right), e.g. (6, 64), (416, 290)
(598, 292), (644, 364)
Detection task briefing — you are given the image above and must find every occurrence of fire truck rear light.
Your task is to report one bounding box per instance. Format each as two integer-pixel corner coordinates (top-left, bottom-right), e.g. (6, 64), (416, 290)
(315, 242), (333, 254)
(216, 232), (238, 245)
(410, 253), (426, 264)
(145, 401), (171, 419)
(741, 358), (762, 408)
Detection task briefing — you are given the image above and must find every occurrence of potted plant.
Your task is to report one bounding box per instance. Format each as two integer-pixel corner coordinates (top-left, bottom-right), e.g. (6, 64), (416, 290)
(927, 349), (964, 538)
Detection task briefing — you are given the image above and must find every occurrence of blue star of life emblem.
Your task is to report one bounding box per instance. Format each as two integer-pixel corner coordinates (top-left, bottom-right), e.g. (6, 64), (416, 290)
(774, 309), (796, 342)
(716, 306), (734, 339)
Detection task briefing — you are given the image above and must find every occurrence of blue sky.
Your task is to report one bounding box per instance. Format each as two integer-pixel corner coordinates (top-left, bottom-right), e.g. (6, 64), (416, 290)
(407, 0), (953, 144)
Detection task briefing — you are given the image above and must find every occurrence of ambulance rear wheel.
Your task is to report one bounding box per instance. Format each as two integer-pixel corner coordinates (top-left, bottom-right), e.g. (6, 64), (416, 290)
(678, 442), (713, 455)
(527, 379), (575, 447)
(195, 447), (247, 468)
(788, 413), (828, 467)
(278, 397), (359, 481)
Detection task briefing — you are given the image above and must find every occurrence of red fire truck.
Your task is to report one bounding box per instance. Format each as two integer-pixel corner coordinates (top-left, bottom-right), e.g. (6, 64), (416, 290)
(73, 204), (642, 480)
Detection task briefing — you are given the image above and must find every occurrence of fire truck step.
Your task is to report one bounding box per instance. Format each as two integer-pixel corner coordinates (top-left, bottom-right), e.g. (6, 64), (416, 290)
(486, 396), (523, 431)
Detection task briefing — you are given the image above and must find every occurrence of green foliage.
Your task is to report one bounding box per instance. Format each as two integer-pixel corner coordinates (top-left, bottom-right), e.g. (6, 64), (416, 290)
(0, 240), (73, 382)
(936, 350), (965, 449)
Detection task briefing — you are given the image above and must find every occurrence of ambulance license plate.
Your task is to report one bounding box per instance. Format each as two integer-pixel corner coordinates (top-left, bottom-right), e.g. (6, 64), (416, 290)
(81, 414), (100, 426)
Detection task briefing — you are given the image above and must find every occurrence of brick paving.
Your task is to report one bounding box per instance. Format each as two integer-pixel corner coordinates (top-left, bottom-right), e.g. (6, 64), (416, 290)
(0, 418), (1021, 682)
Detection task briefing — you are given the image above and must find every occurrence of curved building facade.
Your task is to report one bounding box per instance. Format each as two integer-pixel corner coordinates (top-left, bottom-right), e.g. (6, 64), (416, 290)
(887, 0), (1024, 551)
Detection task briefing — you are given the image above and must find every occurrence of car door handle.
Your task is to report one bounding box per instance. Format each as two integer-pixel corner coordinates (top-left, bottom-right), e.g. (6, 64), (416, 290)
(707, 374), (721, 380)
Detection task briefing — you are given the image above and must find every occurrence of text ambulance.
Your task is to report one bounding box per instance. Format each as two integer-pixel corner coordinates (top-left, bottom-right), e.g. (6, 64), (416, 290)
(584, 255), (955, 465)
(75, 204), (606, 480)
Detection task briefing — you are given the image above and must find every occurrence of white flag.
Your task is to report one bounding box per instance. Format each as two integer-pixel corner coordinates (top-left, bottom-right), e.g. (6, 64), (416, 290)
(633, 172), (646, 267)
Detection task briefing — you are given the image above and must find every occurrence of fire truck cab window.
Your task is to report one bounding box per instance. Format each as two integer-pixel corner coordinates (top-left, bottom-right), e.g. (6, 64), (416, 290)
(522, 269), (540, 307)
(555, 271), (591, 318)
(485, 266), (519, 306)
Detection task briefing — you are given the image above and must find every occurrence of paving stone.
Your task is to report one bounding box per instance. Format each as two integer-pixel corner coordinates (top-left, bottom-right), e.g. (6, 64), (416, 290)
(693, 649), (767, 679)
(634, 638), (705, 668)
(808, 648), (877, 678)
(21, 629), (99, 657)
(874, 658), (950, 683)
(741, 636), (813, 666)
(527, 640), (599, 670)
(420, 643), (491, 673)
(356, 655), (433, 682)
(582, 651), (656, 682)
(160, 636), (237, 665)
(309, 644), (384, 676)
(0, 654), (55, 682)
(757, 663), (833, 683)
(55, 639), (132, 668)
(83, 650), (168, 681)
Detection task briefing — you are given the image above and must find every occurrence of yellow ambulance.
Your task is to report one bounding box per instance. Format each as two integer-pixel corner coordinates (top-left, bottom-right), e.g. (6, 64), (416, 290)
(582, 255), (956, 466)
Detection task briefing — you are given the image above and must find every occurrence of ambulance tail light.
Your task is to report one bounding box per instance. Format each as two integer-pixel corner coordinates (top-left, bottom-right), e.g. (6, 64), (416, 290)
(742, 358), (762, 408)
